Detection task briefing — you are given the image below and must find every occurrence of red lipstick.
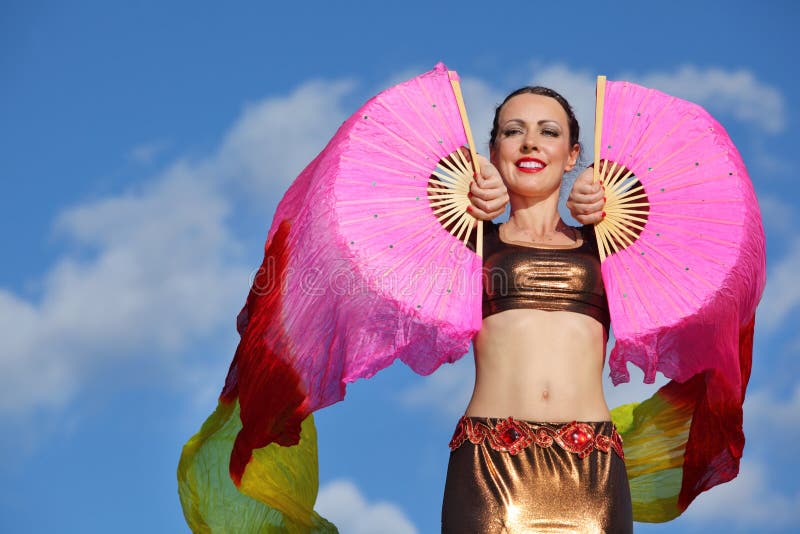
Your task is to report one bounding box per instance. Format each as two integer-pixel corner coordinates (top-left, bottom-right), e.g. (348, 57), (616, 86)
(515, 157), (546, 173)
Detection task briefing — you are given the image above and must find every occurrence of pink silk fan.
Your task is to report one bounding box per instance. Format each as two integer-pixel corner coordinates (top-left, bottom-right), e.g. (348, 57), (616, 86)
(593, 77), (766, 519)
(222, 63), (484, 484)
(179, 64), (486, 533)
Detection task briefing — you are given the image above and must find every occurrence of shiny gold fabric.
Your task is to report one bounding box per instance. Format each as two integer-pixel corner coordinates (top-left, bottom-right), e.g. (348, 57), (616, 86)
(482, 223), (610, 331)
(442, 418), (632, 533)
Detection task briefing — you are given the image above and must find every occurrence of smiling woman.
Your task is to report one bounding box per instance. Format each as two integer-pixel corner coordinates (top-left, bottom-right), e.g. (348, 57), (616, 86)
(176, 63), (767, 534)
(441, 86), (633, 533)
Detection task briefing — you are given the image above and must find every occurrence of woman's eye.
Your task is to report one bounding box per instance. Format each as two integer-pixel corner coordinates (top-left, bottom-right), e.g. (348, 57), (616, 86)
(542, 128), (560, 137)
(503, 128), (523, 136)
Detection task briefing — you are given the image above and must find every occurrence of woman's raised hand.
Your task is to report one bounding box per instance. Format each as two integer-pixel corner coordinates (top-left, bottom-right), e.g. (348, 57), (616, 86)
(469, 154), (508, 221)
(567, 166), (605, 225)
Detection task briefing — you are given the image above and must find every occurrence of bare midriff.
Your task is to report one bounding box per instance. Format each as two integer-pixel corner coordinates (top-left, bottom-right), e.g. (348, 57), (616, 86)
(466, 308), (611, 422)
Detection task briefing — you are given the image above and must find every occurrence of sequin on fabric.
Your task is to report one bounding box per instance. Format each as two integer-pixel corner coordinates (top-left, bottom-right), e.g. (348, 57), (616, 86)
(442, 418), (633, 533)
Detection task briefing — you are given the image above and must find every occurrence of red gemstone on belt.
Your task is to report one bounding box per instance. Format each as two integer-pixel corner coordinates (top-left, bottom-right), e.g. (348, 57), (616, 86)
(500, 427), (521, 447)
(570, 428), (591, 447)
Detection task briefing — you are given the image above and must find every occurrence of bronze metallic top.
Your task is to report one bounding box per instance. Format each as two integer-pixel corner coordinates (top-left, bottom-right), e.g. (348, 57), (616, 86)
(482, 222), (610, 331)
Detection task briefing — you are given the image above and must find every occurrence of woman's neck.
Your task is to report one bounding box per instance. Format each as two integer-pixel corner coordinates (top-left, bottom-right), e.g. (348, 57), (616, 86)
(507, 194), (564, 238)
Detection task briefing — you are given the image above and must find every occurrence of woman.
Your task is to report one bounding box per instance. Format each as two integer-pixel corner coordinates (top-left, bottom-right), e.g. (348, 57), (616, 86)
(442, 87), (631, 533)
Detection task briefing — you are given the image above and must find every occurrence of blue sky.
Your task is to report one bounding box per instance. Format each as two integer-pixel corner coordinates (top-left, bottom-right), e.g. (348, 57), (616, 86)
(1, 1), (798, 532)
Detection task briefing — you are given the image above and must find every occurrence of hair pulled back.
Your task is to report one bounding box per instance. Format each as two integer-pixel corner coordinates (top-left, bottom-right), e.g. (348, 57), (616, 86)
(489, 86), (581, 153)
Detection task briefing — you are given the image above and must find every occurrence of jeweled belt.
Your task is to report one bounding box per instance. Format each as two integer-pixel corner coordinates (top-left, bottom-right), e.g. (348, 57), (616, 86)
(449, 416), (624, 459)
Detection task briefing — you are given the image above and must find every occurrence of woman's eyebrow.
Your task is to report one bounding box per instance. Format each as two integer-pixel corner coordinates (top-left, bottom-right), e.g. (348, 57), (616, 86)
(538, 119), (562, 127)
(501, 118), (562, 128)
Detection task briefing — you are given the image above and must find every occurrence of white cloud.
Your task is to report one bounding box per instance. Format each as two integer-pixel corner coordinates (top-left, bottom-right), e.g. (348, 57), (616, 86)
(628, 65), (785, 134)
(683, 459), (800, 529)
(399, 354), (474, 419)
(214, 79), (354, 202)
(128, 139), (170, 165)
(744, 384), (800, 444)
(0, 164), (249, 415)
(758, 237), (800, 331)
(0, 78), (359, 417)
(316, 479), (418, 534)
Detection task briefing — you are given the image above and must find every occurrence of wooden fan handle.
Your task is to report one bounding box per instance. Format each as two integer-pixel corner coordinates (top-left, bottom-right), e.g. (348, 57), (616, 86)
(449, 71), (483, 258)
(593, 75), (606, 184)
(448, 73), (480, 177)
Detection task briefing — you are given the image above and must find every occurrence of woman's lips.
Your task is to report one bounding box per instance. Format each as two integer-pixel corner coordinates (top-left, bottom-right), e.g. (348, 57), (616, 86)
(515, 157), (545, 173)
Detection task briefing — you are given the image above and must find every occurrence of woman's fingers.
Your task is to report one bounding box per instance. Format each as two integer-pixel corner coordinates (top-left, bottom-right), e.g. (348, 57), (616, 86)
(567, 193), (606, 224)
(469, 188), (508, 219)
(566, 192), (605, 224)
(469, 205), (506, 220)
(568, 200), (605, 225)
(472, 155), (506, 195)
(473, 154), (500, 182)
(567, 187), (604, 207)
(567, 166), (605, 224)
(469, 194), (508, 220)
(468, 155), (508, 220)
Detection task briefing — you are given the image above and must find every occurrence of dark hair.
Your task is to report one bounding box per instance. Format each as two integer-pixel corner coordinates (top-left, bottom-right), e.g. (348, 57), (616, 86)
(489, 86), (581, 153)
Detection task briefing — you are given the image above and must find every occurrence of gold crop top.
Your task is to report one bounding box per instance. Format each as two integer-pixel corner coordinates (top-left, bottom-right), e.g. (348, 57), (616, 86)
(482, 222), (610, 331)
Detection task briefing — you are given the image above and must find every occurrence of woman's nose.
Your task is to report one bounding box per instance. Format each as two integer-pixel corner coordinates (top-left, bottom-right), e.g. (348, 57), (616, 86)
(521, 135), (537, 152)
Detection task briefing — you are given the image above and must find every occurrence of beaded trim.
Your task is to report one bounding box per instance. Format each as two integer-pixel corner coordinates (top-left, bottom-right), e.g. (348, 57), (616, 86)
(449, 416), (624, 460)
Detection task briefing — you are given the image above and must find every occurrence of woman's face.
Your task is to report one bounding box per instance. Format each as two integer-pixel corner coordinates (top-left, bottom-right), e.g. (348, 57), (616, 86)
(490, 93), (580, 199)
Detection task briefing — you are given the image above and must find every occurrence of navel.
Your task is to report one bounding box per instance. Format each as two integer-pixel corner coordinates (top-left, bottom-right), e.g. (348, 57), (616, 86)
(541, 389), (550, 401)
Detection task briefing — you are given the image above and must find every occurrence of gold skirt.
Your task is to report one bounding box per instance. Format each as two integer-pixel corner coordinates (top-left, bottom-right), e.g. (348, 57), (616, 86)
(442, 417), (632, 533)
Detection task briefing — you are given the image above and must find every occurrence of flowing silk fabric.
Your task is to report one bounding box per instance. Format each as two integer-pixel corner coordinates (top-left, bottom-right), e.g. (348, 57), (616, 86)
(598, 80), (766, 521)
(178, 64), (482, 531)
(178, 403), (334, 533)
